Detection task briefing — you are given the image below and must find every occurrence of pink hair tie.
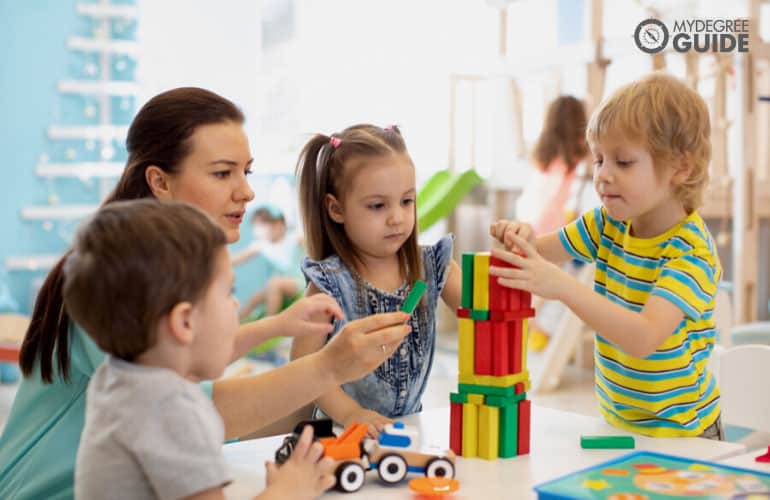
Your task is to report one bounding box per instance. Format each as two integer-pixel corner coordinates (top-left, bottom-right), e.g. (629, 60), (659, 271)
(329, 136), (341, 148)
(384, 125), (396, 131)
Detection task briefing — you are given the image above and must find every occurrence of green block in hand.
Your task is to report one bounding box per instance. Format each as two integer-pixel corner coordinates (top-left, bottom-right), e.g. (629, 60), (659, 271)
(401, 280), (427, 315)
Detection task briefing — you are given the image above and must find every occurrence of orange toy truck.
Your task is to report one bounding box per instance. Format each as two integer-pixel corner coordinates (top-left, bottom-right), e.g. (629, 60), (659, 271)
(275, 419), (456, 493)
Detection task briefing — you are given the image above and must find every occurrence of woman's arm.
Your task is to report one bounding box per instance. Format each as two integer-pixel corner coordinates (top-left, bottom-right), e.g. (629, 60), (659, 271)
(215, 310), (411, 439)
(290, 284), (363, 426)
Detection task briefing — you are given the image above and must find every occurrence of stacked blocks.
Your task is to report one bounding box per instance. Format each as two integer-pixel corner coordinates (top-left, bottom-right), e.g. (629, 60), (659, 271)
(450, 252), (534, 459)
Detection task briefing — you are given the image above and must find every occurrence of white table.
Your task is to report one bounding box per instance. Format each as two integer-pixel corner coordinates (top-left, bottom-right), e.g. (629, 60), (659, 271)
(223, 405), (746, 499)
(720, 448), (770, 472)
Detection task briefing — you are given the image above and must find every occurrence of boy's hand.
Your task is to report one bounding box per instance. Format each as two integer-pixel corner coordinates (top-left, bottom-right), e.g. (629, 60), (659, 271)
(489, 220), (536, 253)
(277, 294), (344, 338)
(342, 407), (393, 439)
(263, 425), (335, 500)
(489, 234), (566, 301)
(320, 312), (411, 385)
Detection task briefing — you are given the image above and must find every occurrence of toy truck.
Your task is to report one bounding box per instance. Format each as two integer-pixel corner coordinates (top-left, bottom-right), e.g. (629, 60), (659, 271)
(275, 419), (456, 493)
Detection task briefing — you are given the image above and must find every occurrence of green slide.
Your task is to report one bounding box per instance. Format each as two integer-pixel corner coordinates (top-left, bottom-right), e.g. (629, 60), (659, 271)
(417, 168), (482, 232)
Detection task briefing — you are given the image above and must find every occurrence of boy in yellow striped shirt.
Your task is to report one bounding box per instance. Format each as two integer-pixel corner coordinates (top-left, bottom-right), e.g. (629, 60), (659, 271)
(489, 72), (723, 438)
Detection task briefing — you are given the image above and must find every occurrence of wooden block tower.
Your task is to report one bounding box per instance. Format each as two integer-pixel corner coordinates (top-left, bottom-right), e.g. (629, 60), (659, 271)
(449, 252), (534, 459)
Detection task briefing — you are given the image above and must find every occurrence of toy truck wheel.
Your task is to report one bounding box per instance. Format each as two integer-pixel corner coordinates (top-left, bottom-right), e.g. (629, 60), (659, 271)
(425, 457), (455, 479)
(377, 453), (408, 484)
(335, 462), (366, 493)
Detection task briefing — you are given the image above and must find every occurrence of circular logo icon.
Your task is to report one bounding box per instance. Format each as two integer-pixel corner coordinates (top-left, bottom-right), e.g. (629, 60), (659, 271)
(634, 18), (669, 54)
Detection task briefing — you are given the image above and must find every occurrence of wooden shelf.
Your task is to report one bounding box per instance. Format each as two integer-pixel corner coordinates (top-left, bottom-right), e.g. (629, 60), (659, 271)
(36, 162), (124, 178)
(21, 205), (98, 221)
(47, 125), (128, 141)
(58, 80), (140, 96)
(76, 3), (138, 19)
(67, 36), (138, 56)
(5, 254), (60, 272)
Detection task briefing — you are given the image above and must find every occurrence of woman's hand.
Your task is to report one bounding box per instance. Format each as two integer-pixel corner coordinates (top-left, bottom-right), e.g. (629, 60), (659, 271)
(489, 220), (536, 253)
(488, 234), (567, 301)
(320, 312), (411, 385)
(276, 294), (344, 338)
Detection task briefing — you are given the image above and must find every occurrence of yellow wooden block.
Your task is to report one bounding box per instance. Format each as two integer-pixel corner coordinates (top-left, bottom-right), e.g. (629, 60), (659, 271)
(459, 371), (530, 388)
(522, 319), (529, 372)
(458, 318), (475, 376)
(462, 403), (478, 457)
(467, 394), (485, 405)
(473, 253), (490, 310)
(478, 405), (499, 460)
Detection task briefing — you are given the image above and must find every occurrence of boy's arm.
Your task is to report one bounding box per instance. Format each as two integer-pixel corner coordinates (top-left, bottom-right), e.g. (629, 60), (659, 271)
(536, 231), (573, 265)
(489, 236), (686, 359)
(557, 274), (685, 358)
(440, 260), (462, 311)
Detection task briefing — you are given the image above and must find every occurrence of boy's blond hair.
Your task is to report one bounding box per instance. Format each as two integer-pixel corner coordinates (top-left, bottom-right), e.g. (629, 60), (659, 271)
(587, 72), (711, 212)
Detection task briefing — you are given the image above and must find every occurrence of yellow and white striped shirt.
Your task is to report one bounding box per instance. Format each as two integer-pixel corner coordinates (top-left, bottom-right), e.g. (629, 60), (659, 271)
(560, 207), (721, 437)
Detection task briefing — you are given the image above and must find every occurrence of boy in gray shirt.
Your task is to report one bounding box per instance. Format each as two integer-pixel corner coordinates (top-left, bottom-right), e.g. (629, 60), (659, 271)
(64, 200), (335, 500)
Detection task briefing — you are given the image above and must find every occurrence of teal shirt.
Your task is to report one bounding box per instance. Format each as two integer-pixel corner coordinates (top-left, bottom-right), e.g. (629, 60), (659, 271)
(0, 326), (214, 499)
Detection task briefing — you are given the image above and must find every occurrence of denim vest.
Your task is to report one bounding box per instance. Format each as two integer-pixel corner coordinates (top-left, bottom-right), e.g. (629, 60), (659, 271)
(302, 235), (454, 417)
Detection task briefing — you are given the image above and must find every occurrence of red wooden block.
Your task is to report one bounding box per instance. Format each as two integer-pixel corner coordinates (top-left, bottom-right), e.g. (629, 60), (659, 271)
(456, 307), (471, 318)
(491, 321), (510, 376)
(515, 382), (525, 394)
(756, 446), (770, 463)
(508, 288), (521, 311)
(518, 399), (531, 455)
(520, 290), (532, 308)
(474, 321), (492, 375)
(489, 309), (536, 322)
(489, 256), (509, 311)
(450, 402), (463, 455)
(509, 320), (523, 375)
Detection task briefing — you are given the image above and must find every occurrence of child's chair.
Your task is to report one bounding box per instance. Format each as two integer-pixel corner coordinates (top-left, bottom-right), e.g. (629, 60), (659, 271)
(713, 344), (770, 434)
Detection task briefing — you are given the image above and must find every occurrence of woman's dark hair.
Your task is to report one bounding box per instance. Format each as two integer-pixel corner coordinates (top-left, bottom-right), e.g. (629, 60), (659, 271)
(531, 95), (588, 172)
(20, 87), (243, 382)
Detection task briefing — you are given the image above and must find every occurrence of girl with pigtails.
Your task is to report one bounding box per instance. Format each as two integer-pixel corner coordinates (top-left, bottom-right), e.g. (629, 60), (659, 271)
(292, 124), (462, 436)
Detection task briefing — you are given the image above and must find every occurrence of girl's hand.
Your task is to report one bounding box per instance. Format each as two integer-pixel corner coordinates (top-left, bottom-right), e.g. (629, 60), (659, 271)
(489, 220), (536, 253)
(342, 407), (393, 439)
(264, 425), (335, 499)
(277, 294), (345, 338)
(488, 234), (567, 301)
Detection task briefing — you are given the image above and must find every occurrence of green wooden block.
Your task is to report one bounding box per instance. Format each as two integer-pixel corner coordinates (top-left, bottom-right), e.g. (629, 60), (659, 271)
(462, 253), (474, 308)
(485, 392), (526, 408)
(469, 309), (490, 321)
(499, 402), (519, 458)
(580, 435), (635, 449)
(401, 280), (426, 315)
(458, 383), (515, 397)
(449, 392), (468, 404)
